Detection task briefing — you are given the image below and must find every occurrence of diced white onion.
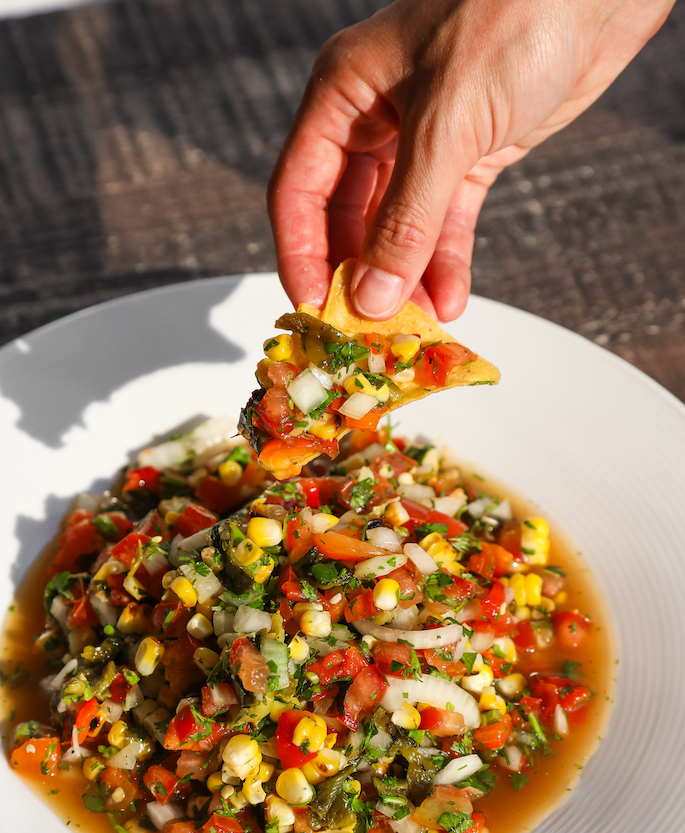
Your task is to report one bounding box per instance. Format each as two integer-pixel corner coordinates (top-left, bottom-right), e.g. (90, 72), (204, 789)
(108, 741), (143, 770)
(50, 658), (78, 691)
(138, 416), (237, 470)
(367, 352), (387, 373)
(338, 392), (377, 420)
(50, 596), (70, 629)
(503, 584), (515, 605)
(490, 499), (512, 521)
(354, 552), (407, 580)
(381, 677), (480, 729)
(388, 815), (422, 833)
(432, 492), (468, 517)
(554, 703), (569, 736)
(124, 684), (144, 711)
(433, 754), (484, 785)
(72, 492), (102, 512)
(397, 483), (436, 503)
(466, 497), (495, 519)
(498, 744), (526, 772)
(470, 629), (496, 653)
(308, 363), (335, 390)
(390, 368), (415, 385)
(389, 605), (419, 630)
(365, 527), (403, 553)
(62, 745), (88, 764)
(287, 368), (328, 415)
(178, 562), (223, 603)
(213, 609), (235, 636)
(403, 543), (439, 575)
(146, 800), (183, 830)
(101, 699), (124, 725)
(233, 605), (273, 634)
(89, 592), (118, 626)
(352, 619), (467, 652)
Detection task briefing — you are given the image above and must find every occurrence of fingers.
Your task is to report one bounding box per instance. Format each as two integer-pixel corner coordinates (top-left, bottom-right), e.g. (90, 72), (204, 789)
(351, 104), (480, 320)
(327, 152), (380, 270)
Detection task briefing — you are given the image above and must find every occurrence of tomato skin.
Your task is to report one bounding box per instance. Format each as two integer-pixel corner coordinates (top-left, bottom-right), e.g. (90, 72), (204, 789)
(344, 589), (379, 622)
(313, 530), (391, 562)
(285, 512), (314, 562)
(342, 666), (388, 730)
(275, 710), (319, 769)
(67, 591), (100, 628)
(473, 713), (513, 750)
(414, 342), (478, 387)
(363, 332), (392, 367)
(173, 504), (218, 538)
(298, 477), (343, 508)
(552, 611), (591, 649)
(259, 437), (330, 479)
(124, 466), (161, 495)
(419, 707), (466, 737)
(468, 548), (496, 580)
(344, 403), (387, 433)
(372, 642), (413, 676)
(203, 814), (242, 833)
(425, 509), (467, 539)
(110, 531), (151, 568)
(49, 511), (104, 577)
(144, 764), (178, 805)
(386, 567), (423, 608)
(201, 683), (239, 717)
(480, 580), (506, 619)
(254, 385), (296, 436)
(230, 637), (270, 693)
(514, 620), (537, 653)
(164, 706), (228, 752)
(423, 647), (465, 678)
(308, 646), (370, 687)
(10, 737), (60, 775)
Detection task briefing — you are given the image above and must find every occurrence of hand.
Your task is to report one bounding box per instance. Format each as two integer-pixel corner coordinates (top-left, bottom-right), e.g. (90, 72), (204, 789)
(268, 0), (674, 320)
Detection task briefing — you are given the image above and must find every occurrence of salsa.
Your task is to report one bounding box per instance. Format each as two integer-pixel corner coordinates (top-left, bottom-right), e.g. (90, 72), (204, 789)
(0, 421), (615, 833)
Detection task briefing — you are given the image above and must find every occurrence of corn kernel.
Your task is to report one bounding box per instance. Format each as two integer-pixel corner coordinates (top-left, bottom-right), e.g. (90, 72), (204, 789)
(555, 591), (568, 605)
(164, 511), (180, 527)
(134, 636), (164, 677)
(311, 512), (339, 533)
(270, 699), (295, 721)
(324, 732), (337, 749)
(419, 532), (461, 575)
(229, 790), (249, 811)
(385, 500), (410, 527)
(219, 459), (242, 487)
(253, 558), (276, 584)
(493, 637), (517, 664)
(83, 756), (106, 781)
(373, 578), (400, 611)
(123, 574), (146, 601)
(161, 570), (177, 590)
(193, 647), (221, 675)
(264, 334), (294, 361)
(497, 673), (527, 699)
(479, 685), (507, 716)
(289, 635), (310, 664)
(301, 749), (346, 785)
(186, 612), (213, 640)
(220, 785), (235, 800)
(276, 767), (316, 806)
(117, 603), (149, 635)
(538, 596), (556, 612)
(510, 573), (527, 607)
(207, 772), (224, 793)
(243, 775), (266, 805)
(300, 609), (332, 638)
(107, 720), (131, 749)
(344, 372), (381, 398)
(521, 518), (550, 566)
(247, 517), (283, 548)
(111, 787), (126, 804)
(461, 664), (494, 695)
(391, 702), (421, 731)
(345, 780), (362, 799)
(525, 573), (543, 607)
(259, 762), (275, 782)
(222, 735), (262, 780)
(515, 605), (531, 620)
(308, 413), (339, 440)
(293, 714), (327, 754)
(265, 794), (296, 833)
(235, 538), (264, 567)
(169, 576), (198, 607)
(391, 334), (421, 362)
(256, 358), (274, 388)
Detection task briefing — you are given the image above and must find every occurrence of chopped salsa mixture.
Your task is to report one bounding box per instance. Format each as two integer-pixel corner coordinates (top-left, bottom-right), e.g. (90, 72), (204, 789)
(4, 418), (602, 833)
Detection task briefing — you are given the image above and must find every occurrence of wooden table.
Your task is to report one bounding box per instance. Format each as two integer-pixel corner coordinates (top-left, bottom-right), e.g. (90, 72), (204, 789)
(1, 0), (683, 400)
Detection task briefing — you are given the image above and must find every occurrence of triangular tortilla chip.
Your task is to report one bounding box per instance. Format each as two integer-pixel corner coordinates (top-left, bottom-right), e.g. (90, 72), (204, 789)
(299, 258), (500, 409)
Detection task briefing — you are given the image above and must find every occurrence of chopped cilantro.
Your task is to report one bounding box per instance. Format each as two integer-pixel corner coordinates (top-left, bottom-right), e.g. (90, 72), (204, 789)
(510, 772), (529, 791)
(414, 522), (448, 538)
(348, 478), (375, 510)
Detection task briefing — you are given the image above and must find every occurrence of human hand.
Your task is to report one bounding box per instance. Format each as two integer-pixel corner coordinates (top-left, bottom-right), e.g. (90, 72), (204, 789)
(268, 0), (674, 321)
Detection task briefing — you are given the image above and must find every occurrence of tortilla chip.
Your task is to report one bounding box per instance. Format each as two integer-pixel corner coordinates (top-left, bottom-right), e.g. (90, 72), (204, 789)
(299, 258), (500, 408)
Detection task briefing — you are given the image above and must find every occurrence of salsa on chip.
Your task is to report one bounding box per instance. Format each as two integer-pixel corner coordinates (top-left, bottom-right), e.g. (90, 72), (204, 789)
(239, 259), (500, 479)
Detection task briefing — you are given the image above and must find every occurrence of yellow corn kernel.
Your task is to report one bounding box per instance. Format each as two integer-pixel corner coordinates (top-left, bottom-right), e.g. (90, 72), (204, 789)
(515, 605), (531, 620)
(83, 756), (106, 781)
(288, 635), (310, 664)
(243, 775), (266, 805)
(525, 573), (543, 607)
(419, 532), (461, 574)
(391, 702), (421, 731)
(300, 609), (331, 638)
(293, 714), (327, 754)
(324, 732), (338, 749)
(196, 596), (217, 620)
(259, 762), (275, 782)
(265, 794), (296, 833)
(222, 735), (262, 780)
(385, 501), (410, 527)
(276, 767), (316, 806)
(493, 637), (517, 664)
(169, 576), (198, 608)
(308, 413), (339, 440)
(301, 749), (345, 785)
(344, 372), (381, 398)
(538, 596), (556, 612)
(373, 578), (400, 611)
(555, 590), (568, 605)
(247, 517), (283, 548)
(256, 358), (274, 388)
(521, 518), (550, 566)
(264, 334), (294, 362)
(93, 558), (126, 581)
(461, 664), (494, 695)
(510, 573), (527, 607)
(312, 512), (339, 533)
(186, 612), (213, 640)
(117, 603), (149, 635)
(134, 636), (165, 677)
(123, 574), (146, 602)
(229, 790), (249, 811)
(107, 720), (131, 749)
(391, 334), (421, 362)
(253, 557), (276, 584)
(161, 570), (177, 590)
(193, 647), (221, 675)
(479, 685), (507, 716)
(270, 699), (295, 721)
(207, 772), (224, 793)
(164, 511), (180, 527)
(235, 539), (264, 567)
(218, 459), (242, 487)
(497, 673), (527, 699)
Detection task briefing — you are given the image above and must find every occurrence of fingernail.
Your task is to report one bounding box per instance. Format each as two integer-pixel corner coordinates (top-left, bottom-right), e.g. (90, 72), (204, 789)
(352, 268), (404, 318)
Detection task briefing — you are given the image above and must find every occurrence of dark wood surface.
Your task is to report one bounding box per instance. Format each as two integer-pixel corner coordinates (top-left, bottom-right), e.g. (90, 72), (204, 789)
(1, 0), (684, 400)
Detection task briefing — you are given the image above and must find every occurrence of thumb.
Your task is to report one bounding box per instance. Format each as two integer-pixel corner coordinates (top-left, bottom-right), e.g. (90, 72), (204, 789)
(351, 107), (477, 320)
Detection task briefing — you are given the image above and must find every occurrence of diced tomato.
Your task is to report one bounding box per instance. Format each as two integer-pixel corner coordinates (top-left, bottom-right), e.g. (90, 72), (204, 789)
(519, 696), (543, 719)
(109, 670), (133, 703)
(322, 587), (346, 623)
(164, 705), (228, 752)
(514, 620), (537, 653)
(468, 548), (496, 580)
(259, 437), (332, 480)
(480, 580), (506, 619)
(275, 709), (319, 769)
(339, 476), (397, 512)
(363, 332), (392, 367)
(201, 683), (239, 717)
(559, 685), (593, 713)
(473, 713), (512, 750)
(419, 706), (466, 737)
(313, 530), (391, 562)
(369, 450), (415, 479)
(166, 824), (201, 833)
(481, 650), (509, 679)
(194, 476), (241, 514)
(387, 567), (423, 609)
(203, 814), (242, 833)
(67, 592), (100, 628)
(424, 510), (467, 539)
(124, 466), (161, 495)
(298, 477), (343, 508)
(175, 751), (211, 781)
(466, 810), (486, 833)
(152, 601), (192, 638)
(230, 637), (270, 693)
(285, 512), (314, 562)
(341, 666), (388, 730)
(479, 541), (514, 577)
(372, 642), (412, 677)
(268, 361), (301, 387)
(144, 764), (178, 804)
(49, 511), (104, 577)
(414, 342), (477, 387)
(10, 737), (60, 775)
(443, 576), (477, 606)
(308, 646), (370, 687)
(423, 646), (465, 678)
(401, 499), (430, 522)
(344, 403), (388, 433)
(110, 531), (150, 568)
(412, 786), (473, 829)
(498, 520), (522, 555)
(162, 633), (207, 694)
(344, 589), (378, 622)
(136, 509), (171, 541)
(173, 504), (218, 538)
(552, 611), (591, 650)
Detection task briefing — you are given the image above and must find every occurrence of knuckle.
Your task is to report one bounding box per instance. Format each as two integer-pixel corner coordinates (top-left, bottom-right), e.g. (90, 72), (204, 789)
(372, 203), (430, 256)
